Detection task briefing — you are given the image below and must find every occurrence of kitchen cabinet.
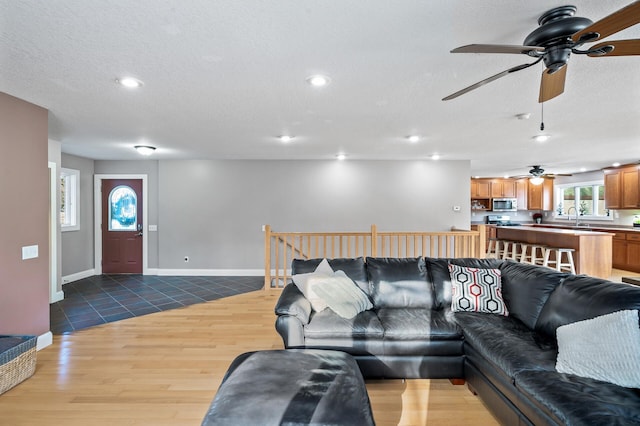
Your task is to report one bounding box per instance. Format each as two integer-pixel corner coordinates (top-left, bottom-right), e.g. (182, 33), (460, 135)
(610, 230), (640, 273)
(622, 167), (640, 208)
(490, 179), (517, 198)
(527, 178), (553, 211)
(604, 164), (640, 209)
(516, 179), (528, 210)
(604, 169), (621, 209)
(471, 179), (491, 198)
(471, 179), (491, 211)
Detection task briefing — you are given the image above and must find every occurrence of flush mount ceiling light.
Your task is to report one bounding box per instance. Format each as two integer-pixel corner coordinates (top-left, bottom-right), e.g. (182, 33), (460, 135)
(515, 113), (531, 120)
(116, 77), (143, 88)
(530, 176), (545, 185)
(613, 162), (621, 167)
(134, 145), (156, 156)
(278, 135), (294, 143)
(336, 153), (347, 161)
(532, 134), (550, 143)
(407, 135), (420, 143)
(306, 74), (331, 87)
(431, 154), (440, 160)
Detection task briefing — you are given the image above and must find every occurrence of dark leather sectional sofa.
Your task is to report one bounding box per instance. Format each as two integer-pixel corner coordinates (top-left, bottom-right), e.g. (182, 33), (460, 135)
(274, 257), (640, 426)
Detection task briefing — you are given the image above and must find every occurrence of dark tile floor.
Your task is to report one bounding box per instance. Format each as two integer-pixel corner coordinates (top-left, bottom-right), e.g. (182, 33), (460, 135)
(50, 275), (264, 335)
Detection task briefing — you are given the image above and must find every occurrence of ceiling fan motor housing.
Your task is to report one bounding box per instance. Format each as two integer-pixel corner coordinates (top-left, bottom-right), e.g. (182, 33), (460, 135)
(523, 6), (593, 72)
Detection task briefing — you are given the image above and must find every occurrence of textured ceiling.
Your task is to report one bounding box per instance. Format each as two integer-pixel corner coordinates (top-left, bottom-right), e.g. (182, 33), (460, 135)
(1, 0), (639, 177)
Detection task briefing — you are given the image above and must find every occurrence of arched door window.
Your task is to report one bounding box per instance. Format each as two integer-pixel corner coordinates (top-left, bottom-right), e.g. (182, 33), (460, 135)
(108, 185), (137, 231)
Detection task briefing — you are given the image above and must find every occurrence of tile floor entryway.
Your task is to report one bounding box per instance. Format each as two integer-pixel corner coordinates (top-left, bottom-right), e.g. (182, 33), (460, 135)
(50, 275), (264, 334)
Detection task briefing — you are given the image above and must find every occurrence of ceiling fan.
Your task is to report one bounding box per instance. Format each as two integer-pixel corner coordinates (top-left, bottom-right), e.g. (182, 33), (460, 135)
(516, 165), (572, 184)
(443, 2), (640, 103)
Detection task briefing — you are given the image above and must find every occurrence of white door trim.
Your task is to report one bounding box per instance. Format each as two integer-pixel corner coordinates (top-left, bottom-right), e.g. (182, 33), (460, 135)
(48, 162), (63, 303)
(94, 174), (149, 275)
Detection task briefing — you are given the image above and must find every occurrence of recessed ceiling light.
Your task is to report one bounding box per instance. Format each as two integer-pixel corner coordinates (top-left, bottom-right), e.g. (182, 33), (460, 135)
(515, 113), (531, 120)
(503, 174), (510, 179)
(336, 153), (347, 161)
(407, 135), (420, 143)
(117, 77), (143, 88)
(278, 135), (294, 143)
(532, 134), (550, 143)
(306, 74), (330, 87)
(134, 145), (156, 155)
(431, 154), (440, 160)
(580, 167), (587, 172)
(613, 162), (621, 167)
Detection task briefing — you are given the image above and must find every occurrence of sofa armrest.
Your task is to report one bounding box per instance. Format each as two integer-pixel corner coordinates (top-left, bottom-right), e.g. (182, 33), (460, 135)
(274, 283), (312, 325)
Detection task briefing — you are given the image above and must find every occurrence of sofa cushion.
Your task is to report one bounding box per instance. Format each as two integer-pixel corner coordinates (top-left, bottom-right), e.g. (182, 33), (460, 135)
(304, 309), (384, 340)
(555, 309), (640, 388)
(426, 258), (504, 309)
(312, 271), (373, 319)
(292, 259), (335, 312)
(455, 312), (557, 379)
(499, 261), (568, 329)
(535, 275), (640, 339)
(292, 257), (369, 294)
(366, 257), (433, 308)
(515, 369), (640, 426)
(448, 264), (508, 316)
(377, 308), (461, 341)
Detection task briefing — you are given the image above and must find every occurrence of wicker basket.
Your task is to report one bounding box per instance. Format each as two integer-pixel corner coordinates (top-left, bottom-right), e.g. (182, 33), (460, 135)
(0, 335), (37, 395)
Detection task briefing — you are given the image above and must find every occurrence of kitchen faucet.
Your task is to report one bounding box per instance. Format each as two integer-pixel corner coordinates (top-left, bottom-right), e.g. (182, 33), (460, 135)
(566, 206), (579, 226)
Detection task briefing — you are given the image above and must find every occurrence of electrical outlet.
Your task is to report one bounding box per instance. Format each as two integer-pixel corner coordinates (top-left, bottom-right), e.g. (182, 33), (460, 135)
(452, 205), (461, 212)
(184, 256), (189, 263)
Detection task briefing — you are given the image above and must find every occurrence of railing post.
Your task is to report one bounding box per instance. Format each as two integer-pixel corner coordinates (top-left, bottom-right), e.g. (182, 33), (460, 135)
(477, 224), (487, 258)
(264, 225), (271, 290)
(371, 224), (378, 257)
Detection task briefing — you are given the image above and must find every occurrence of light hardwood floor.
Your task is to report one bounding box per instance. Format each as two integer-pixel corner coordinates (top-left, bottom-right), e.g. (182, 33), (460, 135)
(0, 290), (499, 426)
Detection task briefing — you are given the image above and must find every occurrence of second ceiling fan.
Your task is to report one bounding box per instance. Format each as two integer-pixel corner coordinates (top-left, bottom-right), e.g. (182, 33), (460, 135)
(443, 2), (640, 103)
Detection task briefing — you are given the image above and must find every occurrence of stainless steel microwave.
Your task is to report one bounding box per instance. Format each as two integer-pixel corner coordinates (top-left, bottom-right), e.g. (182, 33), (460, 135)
(492, 198), (517, 212)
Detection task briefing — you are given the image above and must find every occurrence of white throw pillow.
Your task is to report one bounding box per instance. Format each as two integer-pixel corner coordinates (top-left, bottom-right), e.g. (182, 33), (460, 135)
(556, 309), (640, 388)
(448, 264), (508, 316)
(292, 259), (334, 312)
(312, 271), (373, 319)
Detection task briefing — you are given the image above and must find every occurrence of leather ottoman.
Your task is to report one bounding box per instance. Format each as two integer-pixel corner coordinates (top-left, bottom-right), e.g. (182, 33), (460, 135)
(201, 349), (375, 426)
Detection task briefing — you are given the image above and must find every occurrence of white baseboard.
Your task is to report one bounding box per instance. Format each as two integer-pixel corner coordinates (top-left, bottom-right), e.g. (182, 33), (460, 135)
(154, 268), (264, 276)
(37, 331), (53, 350)
(51, 290), (64, 303)
(62, 269), (96, 285)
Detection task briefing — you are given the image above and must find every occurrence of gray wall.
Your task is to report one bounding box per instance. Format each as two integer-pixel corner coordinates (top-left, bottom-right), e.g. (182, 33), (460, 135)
(60, 158), (469, 274)
(61, 153), (95, 276)
(158, 159), (470, 269)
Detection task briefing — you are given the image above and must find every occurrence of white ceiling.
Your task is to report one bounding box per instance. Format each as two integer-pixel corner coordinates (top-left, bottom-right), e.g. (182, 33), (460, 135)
(1, 1), (639, 177)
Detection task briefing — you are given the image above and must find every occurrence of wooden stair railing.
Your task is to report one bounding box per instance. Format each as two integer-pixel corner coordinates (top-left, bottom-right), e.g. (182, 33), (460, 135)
(264, 224), (485, 290)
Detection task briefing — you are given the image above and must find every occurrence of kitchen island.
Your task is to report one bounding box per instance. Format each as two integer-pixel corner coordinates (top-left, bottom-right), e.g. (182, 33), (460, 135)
(494, 225), (613, 279)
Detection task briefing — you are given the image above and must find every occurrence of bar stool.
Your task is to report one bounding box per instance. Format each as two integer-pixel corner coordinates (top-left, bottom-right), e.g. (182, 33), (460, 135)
(521, 244), (548, 266)
(543, 247), (576, 274)
(501, 240), (519, 261)
(486, 238), (503, 259)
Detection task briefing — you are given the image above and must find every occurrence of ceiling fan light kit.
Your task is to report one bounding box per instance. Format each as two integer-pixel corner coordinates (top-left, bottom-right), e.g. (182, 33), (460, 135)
(530, 176), (545, 185)
(443, 2), (640, 102)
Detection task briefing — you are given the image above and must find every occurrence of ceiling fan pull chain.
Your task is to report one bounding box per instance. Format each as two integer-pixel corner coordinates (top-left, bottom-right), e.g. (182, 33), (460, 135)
(540, 101), (545, 131)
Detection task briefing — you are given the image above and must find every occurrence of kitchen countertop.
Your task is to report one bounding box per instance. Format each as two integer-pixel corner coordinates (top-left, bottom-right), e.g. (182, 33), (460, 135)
(502, 225), (612, 236)
(473, 222), (640, 233)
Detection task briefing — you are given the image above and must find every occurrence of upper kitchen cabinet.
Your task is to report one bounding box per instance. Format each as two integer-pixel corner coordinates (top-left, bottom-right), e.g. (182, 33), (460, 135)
(490, 179), (517, 198)
(516, 179), (528, 210)
(604, 164), (640, 209)
(527, 178), (553, 211)
(471, 179), (491, 198)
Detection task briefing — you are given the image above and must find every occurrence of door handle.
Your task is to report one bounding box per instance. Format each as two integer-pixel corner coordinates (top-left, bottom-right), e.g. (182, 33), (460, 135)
(136, 231), (143, 237)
